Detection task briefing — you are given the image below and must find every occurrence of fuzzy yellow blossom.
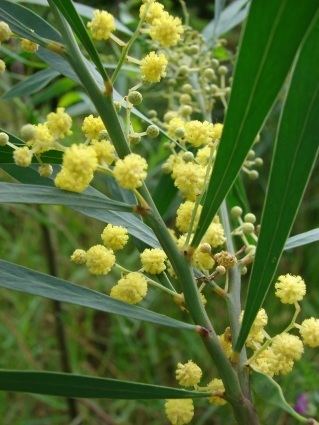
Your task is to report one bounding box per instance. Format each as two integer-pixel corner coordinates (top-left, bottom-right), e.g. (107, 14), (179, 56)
(212, 123), (223, 141)
(167, 117), (185, 138)
(176, 201), (202, 233)
(250, 348), (278, 377)
(163, 152), (184, 176)
(196, 146), (213, 166)
(241, 308), (267, 349)
(87, 10), (115, 40)
(20, 38), (38, 53)
(150, 12), (183, 47)
(113, 153), (147, 189)
(140, 248), (167, 274)
(85, 244), (115, 275)
(13, 146), (33, 167)
(140, 1), (165, 24)
(272, 333), (304, 361)
(101, 224), (129, 251)
(175, 361), (202, 387)
(110, 272), (148, 304)
(202, 221), (225, 248)
(184, 120), (215, 147)
(219, 330), (233, 359)
(54, 144), (98, 193)
(0, 22), (12, 42)
(165, 399), (194, 425)
(0, 59), (5, 73)
(140, 51), (168, 83)
(27, 123), (55, 154)
(46, 108), (72, 139)
(82, 115), (105, 140)
(70, 249), (87, 265)
(173, 162), (205, 201)
(193, 249), (214, 271)
(207, 378), (226, 406)
(275, 274), (306, 304)
(90, 139), (116, 165)
(299, 318), (319, 347)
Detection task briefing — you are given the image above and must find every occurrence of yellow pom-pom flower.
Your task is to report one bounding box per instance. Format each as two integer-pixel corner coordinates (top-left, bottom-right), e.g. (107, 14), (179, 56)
(110, 272), (148, 304)
(87, 10), (115, 40)
(140, 51), (168, 83)
(70, 249), (87, 265)
(140, 248), (167, 274)
(184, 120), (214, 147)
(192, 250), (214, 271)
(27, 123), (55, 154)
(175, 360), (202, 387)
(149, 12), (184, 47)
(140, 1), (165, 24)
(167, 117), (185, 138)
(20, 38), (38, 53)
(208, 378), (226, 406)
(113, 153), (147, 189)
(272, 333), (304, 361)
(85, 244), (115, 275)
(219, 331), (233, 359)
(13, 146), (33, 167)
(165, 399), (194, 425)
(0, 22), (12, 42)
(82, 115), (105, 140)
(250, 348), (278, 377)
(212, 123), (223, 141)
(101, 224), (129, 251)
(90, 139), (116, 165)
(173, 162), (205, 201)
(46, 107), (72, 139)
(196, 146), (213, 166)
(176, 201), (202, 233)
(275, 274), (306, 304)
(202, 221), (225, 248)
(299, 318), (319, 347)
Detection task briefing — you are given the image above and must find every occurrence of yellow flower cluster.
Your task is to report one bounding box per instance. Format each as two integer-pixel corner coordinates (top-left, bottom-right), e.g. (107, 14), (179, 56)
(275, 274), (306, 304)
(113, 153), (148, 189)
(55, 144), (98, 193)
(140, 51), (168, 83)
(90, 139), (116, 165)
(101, 224), (129, 251)
(165, 399), (194, 425)
(149, 12), (184, 47)
(87, 10), (115, 40)
(173, 162), (205, 201)
(176, 201), (202, 233)
(27, 123), (55, 154)
(202, 219), (225, 248)
(85, 245), (115, 275)
(242, 309), (268, 349)
(46, 107), (72, 139)
(82, 115), (105, 140)
(13, 147), (33, 167)
(299, 318), (319, 347)
(110, 272), (148, 304)
(140, 1), (164, 24)
(167, 117), (185, 138)
(175, 361), (202, 387)
(184, 120), (215, 147)
(207, 378), (226, 406)
(140, 248), (167, 274)
(70, 249), (87, 265)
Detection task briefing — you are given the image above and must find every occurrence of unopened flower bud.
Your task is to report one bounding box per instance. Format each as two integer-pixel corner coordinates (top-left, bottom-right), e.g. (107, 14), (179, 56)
(242, 222), (255, 234)
(99, 129), (109, 140)
(175, 127), (185, 138)
(182, 151), (194, 162)
(38, 163), (53, 177)
(244, 213), (256, 224)
(199, 243), (211, 254)
(0, 21), (12, 42)
(182, 83), (193, 94)
(211, 84), (219, 95)
(164, 111), (176, 123)
(180, 105), (192, 117)
(218, 65), (228, 75)
(255, 157), (263, 167)
(113, 101), (122, 112)
(254, 134), (261, 144)
(204, 68), (215, 80)
(247, 149), (255, 160)
(241, 266), (248, 275)
(149, 109), (157, 118)
(168, 78), (176, 86)
(216, 265), (226, 275)
(211, 59), (219, 68)
(180, 93), (191, 104)
(20, 124), (36, 141)
(0, 132), (9, 146)
(231, 206), (243, 218)
(128, 133), (141, 144)
(179, 65), (189, 77)
(187, 45), (199, 55)
(128, 90), (143, 105)
(146, 124), (159, 138)
(249, 170), (259, 180)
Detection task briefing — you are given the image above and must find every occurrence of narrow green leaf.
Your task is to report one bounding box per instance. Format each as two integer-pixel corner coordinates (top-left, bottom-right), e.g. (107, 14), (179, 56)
(284, 229), (319, 251)
(202, 0), (249, 40)
(49, 0), (109, 81)
(3, 68), (59, 99)
(0, 260), (193, 330)
(252, 372), (311, 423)
(0, 0), (61, 44)
(0, 370), (207, 399)
(193, 0), (319, 247)
(237, 18), (319, 350)
(0, 182), (134, 212)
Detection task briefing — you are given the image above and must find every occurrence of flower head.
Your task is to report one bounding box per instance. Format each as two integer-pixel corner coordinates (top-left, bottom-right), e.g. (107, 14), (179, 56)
(140, 1), (165, 24)
(167, 117), (185, 138)
(176, 201), (202, 233)
(70, 249), (87, 265)
(101, 224), (129, 251)
(87, 10), (115, 40)
(299, 318), (319, 347)
(0, 22), (12, 42)
(150, 12), (184, 47)
(85, 245), (115, 275)
(272, 333), (304, 361)
(140, 51), (168, 83)
(165, 399), (194, 425)
(275, 274), (306, 304)
(13, 146), (33, 167)
(110, 272), (148, 304)
(140, 248), (167, 274)
(46, 108), (72, 139)
(27, 124), (55, 154)
(173, 162), (205, 201)
(90, 139), (116, 165)
(202, 221), (225, 248)
(207, 378), (226, 406)
(175, 361), (202, 387)
(184, 120), (214, 147)
(113, 153), (147, 189)
(82, 115), (105, 140)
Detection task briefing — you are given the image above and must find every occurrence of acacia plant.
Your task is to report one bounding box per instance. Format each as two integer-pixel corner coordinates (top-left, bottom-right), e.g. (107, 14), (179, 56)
(0, 0), (319, 424)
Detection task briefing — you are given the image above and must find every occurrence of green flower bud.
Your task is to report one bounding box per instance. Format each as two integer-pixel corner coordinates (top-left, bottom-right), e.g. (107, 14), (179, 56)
(179, 94), (192, 105)
(244, 213), (256, 224)
(204, 68), (215, 80)
(247, 149), (255, 160)
(20, 124), (36, 141)
(113, 101), (122, 112)
(128, 90), (143, 105)
(146, 125), (159, 138)
(175, 127), (185, 138)
(128, 133), (141, 144)
(231, 206), (243, 218)
(149, 110), (157, 118)
(249, 170), (259, 180)
(241, 266), (248, 275)
(182, 151), (194, 162)
(218, 65), (228, 75)
(179, 65), (189, 77)
(199, 243), (211, 254)
(180, 105), (192, 117)
(211, 59), (219, 68)
(255, 157), (263, 167)
(182, 83), (193, 94)
(242, 222), (255, 234)
(216, 265), (226, 275)
(0, 132), (9, 146)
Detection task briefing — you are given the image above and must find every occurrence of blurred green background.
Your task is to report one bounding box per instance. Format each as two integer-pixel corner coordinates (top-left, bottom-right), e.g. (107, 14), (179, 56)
(0, 1), (318, 424)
